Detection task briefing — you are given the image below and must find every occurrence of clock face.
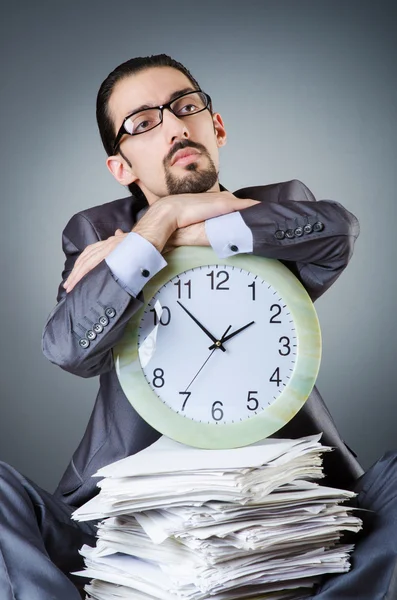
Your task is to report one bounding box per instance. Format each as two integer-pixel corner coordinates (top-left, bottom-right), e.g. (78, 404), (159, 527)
(138, 264), (297, 425)
(114, 247), (321, 448)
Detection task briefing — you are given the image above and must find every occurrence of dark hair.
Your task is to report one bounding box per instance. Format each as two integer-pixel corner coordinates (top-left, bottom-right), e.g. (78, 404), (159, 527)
(96, 53), (203, 149)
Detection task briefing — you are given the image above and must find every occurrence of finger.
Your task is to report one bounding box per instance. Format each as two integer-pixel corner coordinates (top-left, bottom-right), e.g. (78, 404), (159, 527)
(64, 249), (95, 289)
(65, 245), (110, 291)
(115, 228), (124, 236)
(66, 270), (91, 292)
(73, 235), (122, 272)
(64, 237), (120, 291)
(68, 240), (105, 274)
(66, 255), (101, 291)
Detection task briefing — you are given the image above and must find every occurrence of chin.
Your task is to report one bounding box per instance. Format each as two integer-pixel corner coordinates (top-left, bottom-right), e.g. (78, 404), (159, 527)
(165, 162), (218, 195)
(185, 162), (199, 172)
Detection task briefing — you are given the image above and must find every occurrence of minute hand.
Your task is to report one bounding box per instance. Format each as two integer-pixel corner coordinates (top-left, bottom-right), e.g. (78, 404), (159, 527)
(177, 301), (226, 352)
(208, 321), (255, 350)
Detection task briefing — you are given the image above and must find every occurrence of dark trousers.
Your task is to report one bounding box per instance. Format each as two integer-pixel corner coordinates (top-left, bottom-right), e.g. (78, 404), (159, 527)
(0, 454), (396, 599)
(313, 451), (397, 598)
(0, 462), (96, 599)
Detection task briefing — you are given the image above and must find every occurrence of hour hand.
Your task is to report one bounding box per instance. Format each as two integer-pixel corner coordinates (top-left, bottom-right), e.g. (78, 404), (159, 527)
(177, 301), (226, 352)
(208, 321), (255, 350)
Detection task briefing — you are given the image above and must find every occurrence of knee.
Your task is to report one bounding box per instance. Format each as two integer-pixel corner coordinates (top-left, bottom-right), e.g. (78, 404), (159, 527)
(0, 460), (24, 489)
(0, 460), (15, 478)
(0, 461), (37, 519)
(372, 450), (397, 477)
(381, 449), (397, 462)
(356, 450), (397, 512)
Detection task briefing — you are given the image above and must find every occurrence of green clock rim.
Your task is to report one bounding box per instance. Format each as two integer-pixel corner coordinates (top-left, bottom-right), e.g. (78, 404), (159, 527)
(114, 246), (322, 448)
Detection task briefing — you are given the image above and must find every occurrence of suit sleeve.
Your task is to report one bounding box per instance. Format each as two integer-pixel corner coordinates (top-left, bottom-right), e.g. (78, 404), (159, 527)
(42, 212), (144, 378)
(236, 180), (360, 301)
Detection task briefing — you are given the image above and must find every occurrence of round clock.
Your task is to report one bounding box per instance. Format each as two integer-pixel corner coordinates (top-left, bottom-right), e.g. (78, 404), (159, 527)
(114, 247), (321, 449)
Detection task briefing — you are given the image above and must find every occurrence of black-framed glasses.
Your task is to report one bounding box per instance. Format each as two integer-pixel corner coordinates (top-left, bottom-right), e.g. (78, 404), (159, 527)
(112, 90), (212, 154)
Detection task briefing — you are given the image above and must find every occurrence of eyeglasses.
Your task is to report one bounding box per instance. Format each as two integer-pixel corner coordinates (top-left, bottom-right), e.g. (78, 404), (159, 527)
(112, 90), (212, 154)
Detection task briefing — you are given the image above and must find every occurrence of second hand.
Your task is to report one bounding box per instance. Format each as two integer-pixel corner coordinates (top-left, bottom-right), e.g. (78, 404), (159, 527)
(183, 325), (232, 393)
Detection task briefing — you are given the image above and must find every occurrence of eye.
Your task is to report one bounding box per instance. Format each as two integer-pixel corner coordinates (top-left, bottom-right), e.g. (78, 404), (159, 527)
(178, 103), (198, 114)
(172, 93), (205, 115)
(130, 109), (160, 133)
(135, 119), (153, 132)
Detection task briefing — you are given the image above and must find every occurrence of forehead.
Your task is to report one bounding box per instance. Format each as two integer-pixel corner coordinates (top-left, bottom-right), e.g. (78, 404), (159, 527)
(109, 66), (195, 129)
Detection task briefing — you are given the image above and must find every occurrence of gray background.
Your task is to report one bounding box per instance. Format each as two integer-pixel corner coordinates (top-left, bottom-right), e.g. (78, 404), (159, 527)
(0, 0), (395, 492)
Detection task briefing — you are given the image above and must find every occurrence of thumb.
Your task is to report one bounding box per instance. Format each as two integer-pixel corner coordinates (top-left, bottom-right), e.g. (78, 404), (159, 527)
(114, 228), (124, 236)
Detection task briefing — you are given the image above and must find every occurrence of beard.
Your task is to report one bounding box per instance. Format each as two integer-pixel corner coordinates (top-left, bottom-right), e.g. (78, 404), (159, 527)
(164, 140), (218, 195)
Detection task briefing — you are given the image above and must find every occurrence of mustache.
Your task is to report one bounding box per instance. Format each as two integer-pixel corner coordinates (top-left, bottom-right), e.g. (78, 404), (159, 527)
(165, 139), (209, 166)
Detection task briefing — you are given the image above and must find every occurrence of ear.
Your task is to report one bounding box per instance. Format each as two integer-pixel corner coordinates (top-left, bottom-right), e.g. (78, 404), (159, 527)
(212, 112), (227, 148)
(106, 155), (137, 186)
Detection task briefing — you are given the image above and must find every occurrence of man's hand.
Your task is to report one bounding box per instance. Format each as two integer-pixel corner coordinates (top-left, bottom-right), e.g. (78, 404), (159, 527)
(63, 191), (259, 292)
(133, 191), (259, 254)
(63, 229), (126, 293)
(162, 191), (259, 230)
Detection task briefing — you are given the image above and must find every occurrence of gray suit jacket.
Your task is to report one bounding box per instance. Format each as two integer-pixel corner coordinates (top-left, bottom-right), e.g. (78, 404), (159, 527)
(42, 180), (363, 508)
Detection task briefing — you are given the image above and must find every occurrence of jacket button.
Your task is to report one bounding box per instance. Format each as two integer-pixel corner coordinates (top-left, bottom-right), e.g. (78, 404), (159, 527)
(313, 221), (324, 232)
(93, 322), (104, 334)
(86, 330), (97, 341)
(303, 223), (313, 234)
(285, 229), (295, 239)
(274, 230), (285, 240)
(294, 226), (303, 237)
(79, 338), (90, 349)
(99, 315), (109, 327)
(105, 307), (116, 318)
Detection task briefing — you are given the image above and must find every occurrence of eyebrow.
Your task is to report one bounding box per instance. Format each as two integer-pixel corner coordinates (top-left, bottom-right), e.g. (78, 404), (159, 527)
(126, 87), (197, 117)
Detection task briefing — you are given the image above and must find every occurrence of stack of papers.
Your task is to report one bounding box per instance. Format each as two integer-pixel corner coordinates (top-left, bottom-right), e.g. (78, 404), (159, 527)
(73, 434), (362, 600)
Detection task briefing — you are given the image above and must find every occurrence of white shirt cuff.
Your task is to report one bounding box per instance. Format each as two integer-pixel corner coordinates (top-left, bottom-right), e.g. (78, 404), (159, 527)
(105, 232), (167, 297)
(205, 212), (253, 258)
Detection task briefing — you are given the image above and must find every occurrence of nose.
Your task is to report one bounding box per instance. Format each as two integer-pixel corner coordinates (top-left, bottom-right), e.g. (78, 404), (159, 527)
(161, 107), (189, 144)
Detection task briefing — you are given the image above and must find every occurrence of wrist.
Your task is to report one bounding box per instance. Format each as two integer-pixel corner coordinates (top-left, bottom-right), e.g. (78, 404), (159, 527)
(133, 201), (176, 252)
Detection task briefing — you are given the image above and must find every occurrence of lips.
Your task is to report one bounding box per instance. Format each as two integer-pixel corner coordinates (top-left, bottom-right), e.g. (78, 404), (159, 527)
(171, 148), (201, 166)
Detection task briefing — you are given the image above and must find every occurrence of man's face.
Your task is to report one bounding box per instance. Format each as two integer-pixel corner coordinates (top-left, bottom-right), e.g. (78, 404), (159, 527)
(107, 67), (227, 203)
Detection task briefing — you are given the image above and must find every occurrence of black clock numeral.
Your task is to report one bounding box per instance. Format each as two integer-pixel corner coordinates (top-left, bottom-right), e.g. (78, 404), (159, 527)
(211, 401), (224, 421)
(179, 391), (191, 411)
(152, 368), (165, 388)
(278, 336), (291, 356)
(207, 270), (229, 290)
(247, 391), (259, 411)
(174, 279), (192, 299)
(150, 306), (171, 326)
(269, 367), (281, 386)
(248, 280), (256, 301)
(270, 304), (282, 323)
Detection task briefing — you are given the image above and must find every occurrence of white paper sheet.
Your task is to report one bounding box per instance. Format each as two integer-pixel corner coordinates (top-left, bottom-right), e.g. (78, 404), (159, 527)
(94, 435), (325, 478)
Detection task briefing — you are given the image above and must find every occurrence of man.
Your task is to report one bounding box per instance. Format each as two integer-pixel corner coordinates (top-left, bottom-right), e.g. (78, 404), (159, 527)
(43, 54), (363, 510)
(0, 54), (395, 599)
